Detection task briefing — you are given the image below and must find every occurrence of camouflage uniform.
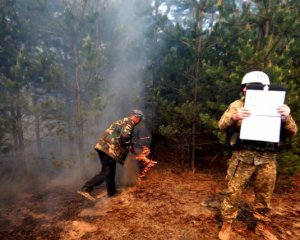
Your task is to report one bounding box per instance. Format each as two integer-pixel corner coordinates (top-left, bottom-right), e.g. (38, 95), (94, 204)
(219, 98), (298, 223)
(95, 117), (136, 164)
(81, 116), (137, 196)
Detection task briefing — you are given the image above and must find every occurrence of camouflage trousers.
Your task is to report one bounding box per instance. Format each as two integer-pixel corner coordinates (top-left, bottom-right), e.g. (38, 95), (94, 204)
(221, 150), (277, 223)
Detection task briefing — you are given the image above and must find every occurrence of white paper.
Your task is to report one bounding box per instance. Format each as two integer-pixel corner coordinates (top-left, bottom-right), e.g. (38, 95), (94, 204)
(240, 89), (285, 143)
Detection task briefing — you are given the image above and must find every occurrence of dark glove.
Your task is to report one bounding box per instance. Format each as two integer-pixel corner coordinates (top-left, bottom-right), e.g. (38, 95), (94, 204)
(127, 143), (136, 154)
(121, 135), (131, 147)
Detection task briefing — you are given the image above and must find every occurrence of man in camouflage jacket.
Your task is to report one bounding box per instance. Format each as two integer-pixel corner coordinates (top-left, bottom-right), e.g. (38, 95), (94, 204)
(218, 71), (298, 240)
(78, 110), (143, 199)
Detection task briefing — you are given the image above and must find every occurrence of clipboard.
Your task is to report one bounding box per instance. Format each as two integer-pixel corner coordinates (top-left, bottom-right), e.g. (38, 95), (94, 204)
(239, 84), (286, 143)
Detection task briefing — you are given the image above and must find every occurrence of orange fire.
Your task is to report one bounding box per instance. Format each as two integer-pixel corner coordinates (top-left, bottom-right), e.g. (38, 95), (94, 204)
(135, 146), (157, 178)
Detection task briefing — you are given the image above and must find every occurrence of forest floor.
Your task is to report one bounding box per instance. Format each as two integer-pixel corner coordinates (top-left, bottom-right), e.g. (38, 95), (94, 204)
(0, 148), (300, 240)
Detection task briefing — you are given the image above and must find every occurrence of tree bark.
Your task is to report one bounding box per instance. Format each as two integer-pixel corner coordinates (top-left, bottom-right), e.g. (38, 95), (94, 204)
(72, 0), (89, 178)
(191, 6), (203, 172)
(10, 90), (27, 173)
(151, 0), (160, 138)
(73, 38), (85, 177)
(34, 107), (43, 165)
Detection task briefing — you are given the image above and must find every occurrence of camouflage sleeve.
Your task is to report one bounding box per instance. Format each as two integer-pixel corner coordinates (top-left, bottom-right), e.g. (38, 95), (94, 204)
(218, 100), (243, 131)
(283, 114), (298, 137)
(120, 120), (135, 147)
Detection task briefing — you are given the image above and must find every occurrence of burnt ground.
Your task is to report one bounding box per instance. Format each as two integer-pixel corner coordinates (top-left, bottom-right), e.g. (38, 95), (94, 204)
(0, 152), (300, 240)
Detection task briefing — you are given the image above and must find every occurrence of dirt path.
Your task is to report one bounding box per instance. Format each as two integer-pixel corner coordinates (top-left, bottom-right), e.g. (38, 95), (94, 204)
(0, 163), (300, 240)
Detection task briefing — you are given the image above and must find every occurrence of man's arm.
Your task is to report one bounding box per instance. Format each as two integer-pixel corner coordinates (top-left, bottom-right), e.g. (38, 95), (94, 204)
(278, 105), (298, 136)
(120, 120), (135, 152)
(218, 100), (249, 131)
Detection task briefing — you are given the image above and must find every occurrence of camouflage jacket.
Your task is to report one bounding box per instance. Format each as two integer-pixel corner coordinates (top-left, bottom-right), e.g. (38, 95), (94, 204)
(218, 99), (298, 164)
(95, 117), (136, 164)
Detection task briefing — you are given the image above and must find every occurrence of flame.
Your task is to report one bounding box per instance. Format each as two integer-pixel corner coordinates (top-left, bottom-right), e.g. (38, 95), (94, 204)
(135, 146), (157, 178)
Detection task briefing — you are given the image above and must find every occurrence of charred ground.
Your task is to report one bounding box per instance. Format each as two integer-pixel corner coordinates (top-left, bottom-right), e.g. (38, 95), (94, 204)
(0, 147), (300, 240)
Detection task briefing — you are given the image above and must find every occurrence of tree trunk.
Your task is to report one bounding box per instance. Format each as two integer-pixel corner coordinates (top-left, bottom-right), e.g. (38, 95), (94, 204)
(191, 6), (203, 172)
(95, 0), (100, 47)
(151, 0), (160, 139)
(73, 38), (85, 178)
(34, 108), (43, 165)
(66, 89), (75, 155)
(10, 91), (27, 173)
(264, 0), (273, 67)
(10, 105), (19, 169)
(16, 105), (26, 172)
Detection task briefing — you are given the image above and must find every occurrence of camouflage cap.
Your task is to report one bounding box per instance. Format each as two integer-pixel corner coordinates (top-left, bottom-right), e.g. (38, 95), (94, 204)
(131, 109), (144, 119)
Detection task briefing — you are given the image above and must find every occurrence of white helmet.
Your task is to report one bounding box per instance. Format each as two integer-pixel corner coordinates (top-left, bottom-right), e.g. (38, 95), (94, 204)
(241, 71), (270, 85)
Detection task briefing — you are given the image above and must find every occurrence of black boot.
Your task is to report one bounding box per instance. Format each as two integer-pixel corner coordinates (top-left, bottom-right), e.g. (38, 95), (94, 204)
(107, 189), (122, 198)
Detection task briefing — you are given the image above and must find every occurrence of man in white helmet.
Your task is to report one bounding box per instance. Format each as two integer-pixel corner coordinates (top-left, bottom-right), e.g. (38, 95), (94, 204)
(218, 71), (298, 240)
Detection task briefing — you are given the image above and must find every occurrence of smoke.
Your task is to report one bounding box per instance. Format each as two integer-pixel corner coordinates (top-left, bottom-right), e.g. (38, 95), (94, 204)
(0, 0), (152, 200)
(119, 153), (139, 187)
(84, 0), (152, 188)
(100, 0), (150, 123)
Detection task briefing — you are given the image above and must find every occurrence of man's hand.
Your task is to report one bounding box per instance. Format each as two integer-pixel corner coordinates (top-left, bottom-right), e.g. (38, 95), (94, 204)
(127, 145), (136, 154)
(231, 108), (251, 121)
(277, 104), (291, 120)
